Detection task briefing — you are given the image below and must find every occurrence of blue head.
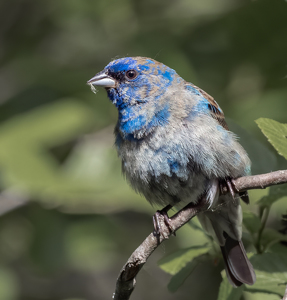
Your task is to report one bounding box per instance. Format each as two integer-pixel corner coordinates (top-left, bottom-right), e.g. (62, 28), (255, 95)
(88, 57), (183, 139)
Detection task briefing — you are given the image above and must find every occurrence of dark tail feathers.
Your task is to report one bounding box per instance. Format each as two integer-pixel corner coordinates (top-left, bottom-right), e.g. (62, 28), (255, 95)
(220, 233), (256, 287)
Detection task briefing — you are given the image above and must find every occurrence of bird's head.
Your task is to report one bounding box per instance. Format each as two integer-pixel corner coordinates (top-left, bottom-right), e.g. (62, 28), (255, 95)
(88, 57), (183, 139)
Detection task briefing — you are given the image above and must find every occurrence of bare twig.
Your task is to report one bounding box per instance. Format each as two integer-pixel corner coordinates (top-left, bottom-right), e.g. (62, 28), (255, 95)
(113, 170), (287, 300)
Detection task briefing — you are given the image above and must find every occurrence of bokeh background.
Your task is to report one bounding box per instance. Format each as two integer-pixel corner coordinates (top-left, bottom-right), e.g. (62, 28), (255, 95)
(0, 0), (287, 299)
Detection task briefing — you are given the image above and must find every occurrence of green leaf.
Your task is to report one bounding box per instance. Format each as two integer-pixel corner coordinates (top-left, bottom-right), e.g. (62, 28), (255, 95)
(217, 273), (244, 300)
(167, 258), (199, 292)
(167, 253), (209, 292)
(257, 184), (287, 207)
(243, 291), (281, 300)
(158, 246), (209, 292)
(243, 211), (261, 234)
(247, 253), (287, 296)
(260, 228), (287, 251)
(256, 118), (287, 160)
(269, 184), (287, 197)
(269, 243), (287, 255)
(158, 245), (209, 275)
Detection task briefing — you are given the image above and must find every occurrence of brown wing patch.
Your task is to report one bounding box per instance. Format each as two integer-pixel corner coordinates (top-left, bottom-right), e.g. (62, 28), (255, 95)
(191, 83), (229, 130)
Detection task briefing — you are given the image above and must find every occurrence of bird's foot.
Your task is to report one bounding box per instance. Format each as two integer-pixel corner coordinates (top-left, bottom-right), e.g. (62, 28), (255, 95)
(153, 204), (176, 238)
(220, 178), (249, 204)
(226, 178), (236, 200)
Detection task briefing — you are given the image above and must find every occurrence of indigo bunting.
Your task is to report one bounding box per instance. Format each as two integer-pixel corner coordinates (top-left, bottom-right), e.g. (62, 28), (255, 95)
(87, 57), (256, 287)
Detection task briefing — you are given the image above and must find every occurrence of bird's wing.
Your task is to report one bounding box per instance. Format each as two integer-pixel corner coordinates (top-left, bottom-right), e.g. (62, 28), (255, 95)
(190, 84), (250, 202)
(191, 84), (229, 130)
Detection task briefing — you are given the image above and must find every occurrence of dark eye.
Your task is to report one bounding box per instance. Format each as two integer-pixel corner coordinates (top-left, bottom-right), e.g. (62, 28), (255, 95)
(125, 69), (138, 80)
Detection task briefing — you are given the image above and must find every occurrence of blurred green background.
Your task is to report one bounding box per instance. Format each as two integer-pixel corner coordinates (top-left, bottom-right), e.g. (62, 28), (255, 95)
(0, 0), (287, 299)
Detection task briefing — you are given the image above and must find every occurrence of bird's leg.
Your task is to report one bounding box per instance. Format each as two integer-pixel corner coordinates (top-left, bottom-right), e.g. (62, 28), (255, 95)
(229, 178), (250, 204)
(153, 204), (175, 237)
(219, 179), (230, 195)
(226, 178), (235, 200)
(220, 178), (249, 204)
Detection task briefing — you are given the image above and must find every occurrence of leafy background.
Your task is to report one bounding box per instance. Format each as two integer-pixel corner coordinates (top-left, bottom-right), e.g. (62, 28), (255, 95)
(0, 0), (287, 299)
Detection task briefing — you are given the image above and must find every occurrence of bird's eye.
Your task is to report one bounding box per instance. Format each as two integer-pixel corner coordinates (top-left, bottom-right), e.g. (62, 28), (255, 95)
(125, 70), (138, 80)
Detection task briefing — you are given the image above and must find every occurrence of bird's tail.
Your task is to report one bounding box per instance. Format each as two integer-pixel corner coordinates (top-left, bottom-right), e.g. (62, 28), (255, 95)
(197, 188), (256, 287)
(220, 233), (256, 287)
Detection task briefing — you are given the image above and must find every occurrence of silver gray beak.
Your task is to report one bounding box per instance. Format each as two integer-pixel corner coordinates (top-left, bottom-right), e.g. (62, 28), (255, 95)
(87, 71), (116, 88)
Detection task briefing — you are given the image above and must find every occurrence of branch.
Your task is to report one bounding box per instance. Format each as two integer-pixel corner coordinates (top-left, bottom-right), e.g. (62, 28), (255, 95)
(232, 170), (287, 192)
(112, 170), (287, 300)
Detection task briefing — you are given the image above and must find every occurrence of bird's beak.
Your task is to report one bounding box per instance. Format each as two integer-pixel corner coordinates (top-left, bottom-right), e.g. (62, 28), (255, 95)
(87, 70), (116, 88)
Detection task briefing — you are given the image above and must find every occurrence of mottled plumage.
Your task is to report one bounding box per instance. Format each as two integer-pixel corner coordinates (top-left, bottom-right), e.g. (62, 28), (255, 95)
(88, 56), (256, 287)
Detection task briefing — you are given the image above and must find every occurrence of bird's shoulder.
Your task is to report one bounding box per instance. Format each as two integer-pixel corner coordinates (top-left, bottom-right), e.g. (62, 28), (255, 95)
(184, 82), (229, 130)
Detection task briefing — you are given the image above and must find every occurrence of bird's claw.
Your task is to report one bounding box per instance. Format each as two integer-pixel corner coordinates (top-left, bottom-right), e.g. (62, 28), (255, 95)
(220, 178), (249, 204)
(152, 205), (176, 238)
(226, 178), (236, 200)
(219, 178), (237, 199)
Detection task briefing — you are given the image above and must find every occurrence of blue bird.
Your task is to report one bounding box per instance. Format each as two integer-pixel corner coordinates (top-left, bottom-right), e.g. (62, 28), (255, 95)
(87, 57), (256, 287)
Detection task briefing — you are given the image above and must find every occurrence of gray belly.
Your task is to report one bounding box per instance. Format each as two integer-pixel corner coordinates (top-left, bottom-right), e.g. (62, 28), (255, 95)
(116, 128), (209, 208)
(124, 166), (207, 208)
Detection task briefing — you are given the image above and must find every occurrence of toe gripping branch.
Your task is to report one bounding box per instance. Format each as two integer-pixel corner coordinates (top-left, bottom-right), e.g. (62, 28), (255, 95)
(221, 178), (250, 204)
(152, 195), (210, 239)
(152, 204), (176, 238)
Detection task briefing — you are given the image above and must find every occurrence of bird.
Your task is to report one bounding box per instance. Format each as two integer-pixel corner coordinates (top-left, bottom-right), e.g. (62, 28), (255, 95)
(87, 56), (256, 287)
